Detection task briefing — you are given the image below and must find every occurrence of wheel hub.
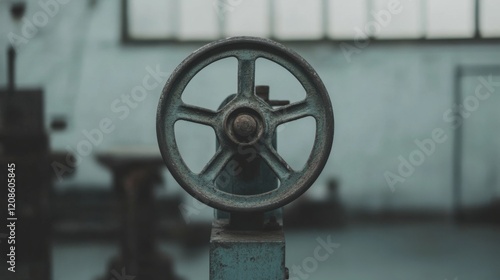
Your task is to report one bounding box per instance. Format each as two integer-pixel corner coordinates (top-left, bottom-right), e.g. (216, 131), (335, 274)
(224, 107), (265, 145)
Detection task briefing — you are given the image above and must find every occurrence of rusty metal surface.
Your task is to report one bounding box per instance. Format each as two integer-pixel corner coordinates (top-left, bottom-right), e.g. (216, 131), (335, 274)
(157, 36), (334, 212)
(209, 220), (286, 280)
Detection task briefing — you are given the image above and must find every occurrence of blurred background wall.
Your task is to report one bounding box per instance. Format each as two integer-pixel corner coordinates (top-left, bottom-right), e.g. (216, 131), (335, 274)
(1, 0), (500, 279)
(1, 0), (500, 213)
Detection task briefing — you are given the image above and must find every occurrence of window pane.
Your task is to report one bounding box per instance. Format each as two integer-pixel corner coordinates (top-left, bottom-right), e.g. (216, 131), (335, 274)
(179, 0), (219, 40)
(224, 0), (270, 37)
(327, 0), (367, 39)
(426, 0), (475, 38)
(274, 0), (323, 40)
(373, 0), (423, 39)
(128, 0), (176, 39)
(480, 0), (500, 37)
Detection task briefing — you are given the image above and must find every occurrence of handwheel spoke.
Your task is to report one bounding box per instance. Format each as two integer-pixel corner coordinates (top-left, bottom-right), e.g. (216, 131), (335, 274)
(237, 57), (256, 97)
(200, 148), (234, 182)
(259, 143), (294, 181)
(273, 100), (313, 125)
(177, 104), (217, 127)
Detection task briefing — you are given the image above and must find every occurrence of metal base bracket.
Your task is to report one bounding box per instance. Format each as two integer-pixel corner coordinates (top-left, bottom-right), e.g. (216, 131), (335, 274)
(209, 220), (286, 280)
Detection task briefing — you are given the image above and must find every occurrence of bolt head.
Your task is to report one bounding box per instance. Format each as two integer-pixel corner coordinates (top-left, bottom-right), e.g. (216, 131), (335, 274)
(232, 114), (257, 138)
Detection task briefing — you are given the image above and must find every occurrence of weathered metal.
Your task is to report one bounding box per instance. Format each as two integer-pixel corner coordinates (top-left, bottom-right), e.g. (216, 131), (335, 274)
(96, 148), (181, 280)
(210, 220), (286, 280)
(233, 113), (258, 138)
(0, 89), (51, 280)
(156, 36), (334, 212)
(213, 91), (282, 225)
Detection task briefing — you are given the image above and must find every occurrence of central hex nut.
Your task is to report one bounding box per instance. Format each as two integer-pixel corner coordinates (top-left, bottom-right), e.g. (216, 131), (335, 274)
(224, 107), (265, 146)
(233, 114), (257, 138)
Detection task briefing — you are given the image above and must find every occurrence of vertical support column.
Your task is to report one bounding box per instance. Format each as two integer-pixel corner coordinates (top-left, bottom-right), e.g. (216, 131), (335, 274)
(210, 85), (288, 279)
(210, 220), (286, 280)
(8, 46), (15, 92)
(96, 151), (181, 280)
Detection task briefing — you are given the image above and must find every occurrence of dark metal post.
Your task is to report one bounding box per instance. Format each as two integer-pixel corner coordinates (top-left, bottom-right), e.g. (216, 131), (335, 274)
(8, 46), (15, 92)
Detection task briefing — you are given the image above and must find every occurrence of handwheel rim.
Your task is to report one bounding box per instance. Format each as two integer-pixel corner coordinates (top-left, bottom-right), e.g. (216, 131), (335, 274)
(157, 37), (334, 212)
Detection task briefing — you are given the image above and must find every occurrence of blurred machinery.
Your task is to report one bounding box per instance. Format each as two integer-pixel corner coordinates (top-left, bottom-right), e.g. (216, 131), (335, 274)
(1, 2), (80, 278)
(156, 37), (334, 279)
(96, 148), (182, 280)
(0, 4), (51, 276)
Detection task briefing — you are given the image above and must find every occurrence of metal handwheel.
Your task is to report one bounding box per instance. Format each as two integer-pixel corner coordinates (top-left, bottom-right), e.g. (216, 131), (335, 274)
(156, 37), (334, 212)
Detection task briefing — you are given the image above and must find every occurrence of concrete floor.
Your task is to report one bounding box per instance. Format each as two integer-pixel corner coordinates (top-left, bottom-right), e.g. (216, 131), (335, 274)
(53, 223), (500, 280)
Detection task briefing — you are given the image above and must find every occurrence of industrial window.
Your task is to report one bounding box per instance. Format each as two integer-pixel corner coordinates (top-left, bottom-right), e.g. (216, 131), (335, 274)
(480, 0), (500, 38)
(123, 0), (500, 42)
(426, 0), (475, 38)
